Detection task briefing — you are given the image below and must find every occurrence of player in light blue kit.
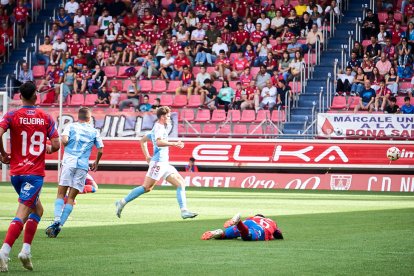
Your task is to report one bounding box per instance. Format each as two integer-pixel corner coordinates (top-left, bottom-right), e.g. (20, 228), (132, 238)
(115, 106), (197, 219)
(46, 107), (104, 238)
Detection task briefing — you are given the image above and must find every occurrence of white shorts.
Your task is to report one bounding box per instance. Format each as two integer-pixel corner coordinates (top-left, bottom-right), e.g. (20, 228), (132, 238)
(146, 161), (178, 181)
(59, 166), (88, 192)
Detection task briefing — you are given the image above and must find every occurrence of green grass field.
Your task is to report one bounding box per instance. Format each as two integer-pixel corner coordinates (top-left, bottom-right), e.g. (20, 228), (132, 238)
(1, 183), (414, 275)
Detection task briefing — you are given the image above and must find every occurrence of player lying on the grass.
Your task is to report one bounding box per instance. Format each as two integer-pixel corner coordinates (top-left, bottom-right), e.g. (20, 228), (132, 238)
(0, 82), (60, 272)
(46, 108), (103, 238)
(115, 106), (197, 219)
(201, 213), (284, 241)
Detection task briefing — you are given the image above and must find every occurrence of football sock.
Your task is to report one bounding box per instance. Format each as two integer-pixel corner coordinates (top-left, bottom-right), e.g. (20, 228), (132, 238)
(124, 186), (145, 204)
(3, 218), (24, 252)
(54, 198), (64, 223)
(176, 187), (187, 211)
(59, 204), (74, 226)
(236, 221), (250, 239)
(23, 214), (41, 252)
(0, 243), (11, 256)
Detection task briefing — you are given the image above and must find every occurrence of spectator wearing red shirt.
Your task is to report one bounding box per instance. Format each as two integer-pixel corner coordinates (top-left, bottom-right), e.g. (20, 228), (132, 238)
(148, 25), (163, 45)
(122, 37), (139, 65)
(214, 10), (227, 30)
(233, 0), (248, 18)
(74, 64), (92, 94)
(142, 9), (155, 32)
(239, 67), (253, 87)
(175, 65), (194, 100)
(64, 25), (76, 45)
(212, 50), (231, 81)
(0, 21), (13, 46)
(231, 23), (250, 53)
(185, 157), (199, 172)
(391, 22), (404, 46)
(171, 50), (191, 80)
(157, 8), (173, 33)
(221, 0), (233, 17)
(136, 34), (152, 59)
(240, 80), (259, 111)
(13, 0), (29, 43)
(221, 26), (233, 46)
(375, 79), (391, 111)
(250, 23), (266, 47)
(123, 11), (138, 31)
(74, 52), (87, 71)
(80, 0), (94, 18)
(280, 0), (294, 17)
(248, 1), (262, 20)
(67, 33), (84, 58)
(229, 50), (250, 81)
(168, 35), (182, 57)
(38, 64), (64, 102)
(195, 0), (208, 19)
(135, 22), (147, 38)
(272, 37), (287, 60)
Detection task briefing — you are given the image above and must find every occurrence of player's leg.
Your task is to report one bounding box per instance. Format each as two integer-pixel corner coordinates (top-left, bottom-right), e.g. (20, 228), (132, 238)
(115, 176), (157, 218)
(165, 169), (198, 219)
(201, 229), (225, 240)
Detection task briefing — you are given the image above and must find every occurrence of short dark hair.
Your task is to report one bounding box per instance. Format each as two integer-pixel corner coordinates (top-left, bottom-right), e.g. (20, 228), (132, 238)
(189, 157), (195, 162)
(156, 106), (171, 119)
(19, 82), (37, 101)
(404, 96), (411, 102)
(389, 96), (396, 103)
(204, 79), (212, 84)
(78, 107), (91, 121)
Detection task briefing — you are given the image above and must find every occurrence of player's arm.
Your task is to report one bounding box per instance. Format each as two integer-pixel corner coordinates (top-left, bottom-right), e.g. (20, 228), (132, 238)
(156, 138), (184, 149)
(90, 147), (103, 172)
(61, 135), (69, 146)
(0, 127), (10, 164)
(46, 137), (61, 154)
(140, 134), (152, 163)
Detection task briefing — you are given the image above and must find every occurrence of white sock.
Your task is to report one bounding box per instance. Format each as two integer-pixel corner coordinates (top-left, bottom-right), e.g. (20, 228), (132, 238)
(21, 243), (31, 254)
(120, 198), (126, 206)
(1, 243), (11, 257)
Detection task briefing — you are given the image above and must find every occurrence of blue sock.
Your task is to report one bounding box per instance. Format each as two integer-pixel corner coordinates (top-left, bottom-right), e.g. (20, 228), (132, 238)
(124, 186), (145, 203)
(28, 213), (41, 223)
(59, 204), (73, 226)
(176, 187), (187, 210)
(54, 198), (64, 223)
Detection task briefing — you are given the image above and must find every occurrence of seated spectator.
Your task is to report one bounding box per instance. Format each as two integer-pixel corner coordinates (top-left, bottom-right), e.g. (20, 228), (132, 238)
(194, 39), (214, 66)
(175, 65), (194, 100)
(272, 37), (287, 60)
(361, 9), (379, 40)
(95, 86), (110, 105)
(240, 80), (259, 111)
(160, 50), (175, 82)
(254, 37), (272, 67)
(122, 38), (138, 65)
(279, 51), (292, 81)
(194, 66), (211, 95)
(300, 12), (313, 36)
(351, 41), (364, 60)
(277, 79), (292, 109)
(324, 0), (341, 22)
(231, 21), (249, 53)
(176, 24), (190, 47)
(244, 16), (256, 34)
(38, 64), (64, 103)
(400, 96), (414, 114)
(377, 23), (388, 46)
(280, 0), (294, 18)
(103, 22), (118, 44)
(335, 66), (354, 96)
(95, 8), (112, 37)
(65, 0), (79, 16)
(384, 96), (399, 114)
(49, 23), (64, 43)
(171, 49), (191, 80)
(390, 22), (404, 46)
(205, 23), (221, 47)
(191, 22), (205, 45)
(287, 37), (303, 59)
(257, 80), (277, 112)
(256, 12), (271, 35)
(231, 82), (244, 110)
(347, 51), (361, 73)
(74, 51), (87, 71)
(361, 53), (374, 77)
(110, 35), (127, 65)
(407, 22), (414, 45)
(151, 98), (161, 112)
(212, 37), (229, 59)
(285, 9), (300, 36)
(249, 22), (265, 47)
(239, 67), (253, 88)
(62, 65), (75, 99)
(73, 8), (86, 36)
(382, 38), (395, 63)
(109, 86), (121, 109)
(365, 36), (381, 62)
(306, 24), (324, 51)
(135, 52), (160, 79)
(375, 53), (392, 77)
(215, 80), (234, 113)
(385, 67), (399, 95)
(139, 95), (152, 112)
(375, 79), (391, 111)
(74, 64), (92, 94)
(351, 67), (367, 96)
(369, 67), (382, 91)
(354, 80), (376, 113)
(263, 52), (278, 74)
(255, 65), (271, 90)
(16, 62), (33, 86)
(295, 0), (308, 17)
(287, 51), (304, 82)
(396, 37), (412, 67)
(50, 35), (67, 66)
(211, 50), (231, 81)
(244, 44), (256, 65)
(199, 79), (217, 110)
(55, 7), (72, 33)
(119, 76), (141, 111)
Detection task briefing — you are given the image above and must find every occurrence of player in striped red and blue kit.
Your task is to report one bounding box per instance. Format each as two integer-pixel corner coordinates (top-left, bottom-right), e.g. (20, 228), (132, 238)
(46, 107), (103, 238)
(202, 213), (284, 241)
(0, 82), (60, 272)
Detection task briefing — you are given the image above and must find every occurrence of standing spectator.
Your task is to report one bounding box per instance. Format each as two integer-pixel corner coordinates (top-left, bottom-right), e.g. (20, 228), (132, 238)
(175, 65), (194, 100)
(215, 80), (234, 113)
(119, 76), (141, 111)
(199, 79), (217, 110)
(185, 157), (199, 172)
(400, 96), (414, 114)
(13, 0), (29, 43)
(335, 66), (354, 96)
(354, 80), (376, 113)
(257, 80), (277, 111)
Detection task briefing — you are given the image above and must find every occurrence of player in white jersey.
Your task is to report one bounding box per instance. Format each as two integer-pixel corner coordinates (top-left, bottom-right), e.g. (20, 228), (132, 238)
(46, 108), (104, 238)
(115, 106), (197, 219)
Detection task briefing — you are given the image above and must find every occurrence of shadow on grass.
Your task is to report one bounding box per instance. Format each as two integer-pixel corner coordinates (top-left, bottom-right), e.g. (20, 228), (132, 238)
(1, 208), (414, 275)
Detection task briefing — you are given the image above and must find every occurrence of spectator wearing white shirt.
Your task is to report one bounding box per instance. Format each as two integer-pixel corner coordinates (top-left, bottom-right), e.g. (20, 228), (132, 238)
(65, 0), (79, 16)
(194, 66), (211, 95)
(257, 80), (278, 111)
(73, 9), (86, 36)
(51, 36), (67, 65)
(191, 22), (206, 44)
(335, 66), (354, 96)
(96, 9), (113, 37)
(256, 12), (270, 35)
(269, 9), (285, 38)
(160, 50), (175, 81)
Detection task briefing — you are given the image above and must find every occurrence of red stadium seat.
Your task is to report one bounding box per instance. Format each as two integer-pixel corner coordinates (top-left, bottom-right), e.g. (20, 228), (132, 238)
(271, 110), (286, 122)
(206, 67), (215, 74)
(92, 38), (103, 47)
(69, 94), (84, 106)
(233, 124), (247, 136)
(347, 96), (360, 109)
(187, 123), (201, 135)
(152, 80), (167, 93)
(119, 93), (128, 103)
(172, 95), (187, 107)
(188, 95), (202, 107)
(32, 65), (45, 78)
(330, 96), (347, 110)
(229, 81), (238, 90)
(147, 94), (157, 105)
(210, 109), (227, 122)
(179, 109), (195, 122)
(140, 80), (152, 92)
(250, 67), (260, 76)
(110, 79), (123, 92)
(160, 94), (173, 106)
(202, 123), (217, 135)
(255, 110), (270, 122)
(86, 25), (99, 37)
(217, 124), (231, 136)
(248, 124), (263, 135)
(396, 96), (405, 107)
(104, 66), (118, 78)
(166, 80), (181, 93)
(264, 125), (278, 135)
(240, 109), (256, 122)
(178, 123), (185, 134)
(192, 66), (201, 76)
(194, 109), (211, 122)
(117, 66), (133, 78)
(122, 79), (133, 92)
(84, 94), (97, 106)
(213, 81), (223, 91)
(227, 109), (240, 122)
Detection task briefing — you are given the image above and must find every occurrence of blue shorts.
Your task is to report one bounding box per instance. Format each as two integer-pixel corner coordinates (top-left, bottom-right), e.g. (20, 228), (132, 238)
(224, 220), (265, 241)
(11, 175), (44, 209)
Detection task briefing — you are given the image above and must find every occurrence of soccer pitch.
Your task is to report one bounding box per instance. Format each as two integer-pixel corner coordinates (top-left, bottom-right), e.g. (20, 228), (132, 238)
(1, 183), (414, 275)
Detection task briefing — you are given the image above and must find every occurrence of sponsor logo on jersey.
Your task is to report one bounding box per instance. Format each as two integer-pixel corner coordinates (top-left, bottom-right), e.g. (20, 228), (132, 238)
(26, 110), (36, 115)
(23, 182), (34, 191)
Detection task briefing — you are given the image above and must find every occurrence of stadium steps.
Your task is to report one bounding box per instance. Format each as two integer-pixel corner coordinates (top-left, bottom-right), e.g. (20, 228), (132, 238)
(281, 0), (370, 136)
(0, 1), (61, 91)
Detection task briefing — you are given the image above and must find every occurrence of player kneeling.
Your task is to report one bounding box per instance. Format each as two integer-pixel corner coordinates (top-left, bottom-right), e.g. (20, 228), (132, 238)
(201, 214), (283, 241)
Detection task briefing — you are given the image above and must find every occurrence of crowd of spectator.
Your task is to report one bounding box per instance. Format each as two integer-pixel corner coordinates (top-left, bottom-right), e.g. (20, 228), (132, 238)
(9, 0), (342, 113)
(335, 4), (414, 114)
